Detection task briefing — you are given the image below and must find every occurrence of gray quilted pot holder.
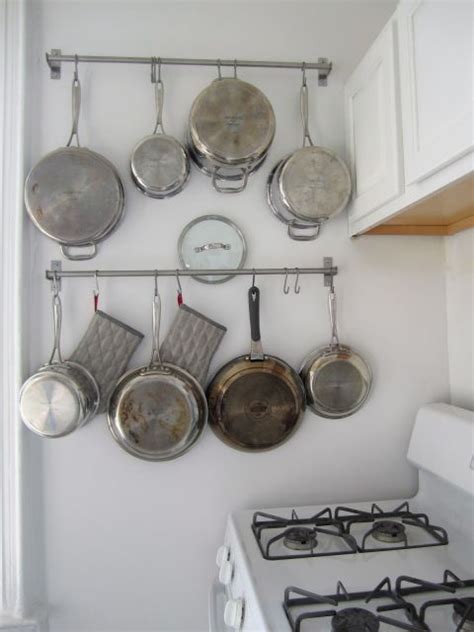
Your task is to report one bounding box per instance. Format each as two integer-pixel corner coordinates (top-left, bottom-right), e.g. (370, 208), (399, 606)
(160, 304), (227, 386)
(70, 310), (144, 413)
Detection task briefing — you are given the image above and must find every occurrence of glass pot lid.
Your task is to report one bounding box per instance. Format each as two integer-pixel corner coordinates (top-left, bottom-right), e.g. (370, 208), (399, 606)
(178, 214), (247, 283)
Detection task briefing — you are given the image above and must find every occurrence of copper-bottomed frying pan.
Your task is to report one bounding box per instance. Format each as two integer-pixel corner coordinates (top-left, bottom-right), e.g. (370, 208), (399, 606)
(207, 284), (305, 451)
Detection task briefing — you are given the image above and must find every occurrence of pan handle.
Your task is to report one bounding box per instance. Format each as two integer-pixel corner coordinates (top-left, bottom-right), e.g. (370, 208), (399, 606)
(66, 59), (81, 148)
(328, 286), (340, 347)
(288, 223), (321, 241)
(48, 292), (63, 364)
(152, 78), (166, 135)
(300, 83), (314, 148)
(212, 168), (249, 194)
(60, 243), (97, 260)
(248, 286), (264, 361)
(149, 288), (164, 370)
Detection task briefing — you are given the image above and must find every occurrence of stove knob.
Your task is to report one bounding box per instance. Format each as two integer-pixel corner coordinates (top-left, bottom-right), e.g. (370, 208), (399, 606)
(224, 598), (244, 630)
(219, 560), (233, 586)
(216, 545), (230, 568)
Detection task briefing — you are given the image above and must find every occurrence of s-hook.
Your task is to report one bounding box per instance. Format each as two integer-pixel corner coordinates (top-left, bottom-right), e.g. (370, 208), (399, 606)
(283, 268), (290, 295)
(294, 268), (301, 294)
(93, 270), (100, 311)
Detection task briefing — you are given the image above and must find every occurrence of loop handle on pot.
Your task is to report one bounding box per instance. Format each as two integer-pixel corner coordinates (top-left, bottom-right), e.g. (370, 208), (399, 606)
(60, 243), (97, 260)
(152, 59), (166, 135)
(66, 55), (81, 147)
(287, 223), (320, 241)
(48, 287), (64, 364)
(149, 272), (163, 369)
(248, 285), (264, 361)
(300, 64), (314, 148)
(328, 284), (340, 348)
(212, 167), (249, 193)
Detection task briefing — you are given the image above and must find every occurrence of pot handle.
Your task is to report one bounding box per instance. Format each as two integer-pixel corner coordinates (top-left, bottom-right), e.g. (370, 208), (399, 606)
(288, 223), (320, 241)
(48, 291), (64, 364)
(212, 167), (249, 194)
(248, 286), (264, 361)
(328, 285), (340, 347)
(60, 243), (97, 260)
(66, 56), (81, 148)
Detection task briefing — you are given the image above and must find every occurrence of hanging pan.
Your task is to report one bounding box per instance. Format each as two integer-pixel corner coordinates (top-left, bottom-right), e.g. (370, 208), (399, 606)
(130, 58), (190, 198)
(207, 282), (305, 451)
(267, 66), (351, 238)
(24, 57), (124, 260)
(107, 279), (207, 461)
(299, 283), (372, 419)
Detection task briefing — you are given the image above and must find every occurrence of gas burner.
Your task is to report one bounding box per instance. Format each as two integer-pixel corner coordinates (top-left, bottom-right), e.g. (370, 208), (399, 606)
(283, 527), (318, 551)
(453, 598), (474, 632)
(371, 520), (406, 543)
(331, 607), (380, 632)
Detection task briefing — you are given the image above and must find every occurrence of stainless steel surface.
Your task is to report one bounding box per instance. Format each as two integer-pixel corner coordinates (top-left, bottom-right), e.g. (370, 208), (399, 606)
(130, 59), (190, 198)
(46, 51), (333, 85)
(188, 77), (275, 192)
(207, 285), (306, 452)
(178, 215), (247, 283)
(107, 288), (207, 461)
(19, 289), (99, 437)
(24, 61), (124, 260)
(299, 284), (372, 419)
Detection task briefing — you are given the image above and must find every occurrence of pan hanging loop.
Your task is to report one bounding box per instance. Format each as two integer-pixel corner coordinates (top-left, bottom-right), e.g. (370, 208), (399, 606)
(176, 269), (183, 306)
(294, 268), (301, 294)
(283, 268), (290, 295)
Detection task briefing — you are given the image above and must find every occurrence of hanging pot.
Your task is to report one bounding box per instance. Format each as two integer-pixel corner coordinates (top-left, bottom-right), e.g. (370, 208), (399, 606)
(107, 284), (207, 461)
(207, 283), (306, 451)
(130, 59), (190, 198)
(24, 59), (124, 260)
(267, 73), (351, 237)
(299, 284), (372, 419)
(188, 68), (275, 193)
(19, 286), (100, 437)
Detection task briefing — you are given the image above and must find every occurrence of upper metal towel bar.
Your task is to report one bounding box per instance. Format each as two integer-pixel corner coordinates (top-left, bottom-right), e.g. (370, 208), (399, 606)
(46, 50), (333, 85)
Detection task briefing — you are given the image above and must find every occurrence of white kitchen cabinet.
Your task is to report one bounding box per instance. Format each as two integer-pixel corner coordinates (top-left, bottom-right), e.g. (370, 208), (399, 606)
(344, 18), (403, 221)
(346, 0), (474, 237)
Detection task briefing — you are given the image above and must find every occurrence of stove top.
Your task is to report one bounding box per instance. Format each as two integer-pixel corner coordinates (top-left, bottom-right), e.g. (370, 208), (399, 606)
(283, 570), (474, 632)
(252, 501), (448, 560)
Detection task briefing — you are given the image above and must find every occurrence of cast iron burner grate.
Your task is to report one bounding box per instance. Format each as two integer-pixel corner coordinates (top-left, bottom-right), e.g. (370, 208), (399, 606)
(283, 570), (474, 632)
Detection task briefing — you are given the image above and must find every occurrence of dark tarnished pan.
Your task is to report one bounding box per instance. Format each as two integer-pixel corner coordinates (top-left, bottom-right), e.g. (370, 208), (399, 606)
(207, 285), (305, 451)
(107, 289), (207, 461)
(300, 284), (372, 419)
(24, 62), (124, 260)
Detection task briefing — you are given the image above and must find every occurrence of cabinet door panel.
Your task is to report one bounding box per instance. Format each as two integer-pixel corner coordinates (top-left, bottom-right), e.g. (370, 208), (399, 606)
(398, 0), (473, 183)
(345, 19), (403, 221)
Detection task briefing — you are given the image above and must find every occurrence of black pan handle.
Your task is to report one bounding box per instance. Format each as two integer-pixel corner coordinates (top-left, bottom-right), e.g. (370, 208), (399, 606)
(248, 286), (264, 360)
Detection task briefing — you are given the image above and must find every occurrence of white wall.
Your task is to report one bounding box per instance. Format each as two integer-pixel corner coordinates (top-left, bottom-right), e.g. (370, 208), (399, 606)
(23, 1), (451, 630)
(445, 228), (474, 411)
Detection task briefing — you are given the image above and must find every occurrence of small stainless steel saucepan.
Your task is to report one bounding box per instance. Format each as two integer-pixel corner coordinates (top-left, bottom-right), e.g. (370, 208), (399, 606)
(130, 59), (190, 199)
(107, 280), (207, 461)
(19, 279), (100, 437)
(300, 283), (372, 419)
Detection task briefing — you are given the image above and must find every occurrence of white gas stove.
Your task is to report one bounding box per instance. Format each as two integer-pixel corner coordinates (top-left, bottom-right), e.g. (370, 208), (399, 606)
(209, 403), (474, 632)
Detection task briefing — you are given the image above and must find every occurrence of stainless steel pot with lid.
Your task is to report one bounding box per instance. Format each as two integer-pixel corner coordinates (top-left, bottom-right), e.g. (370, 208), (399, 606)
(267, 67), (351, 238)
(19, 280), (100, 437)
(188, 64), (276, 193)
(107, 279), (207, 461)
(130, 58), (190, 198)
(24, 58), (124, 260)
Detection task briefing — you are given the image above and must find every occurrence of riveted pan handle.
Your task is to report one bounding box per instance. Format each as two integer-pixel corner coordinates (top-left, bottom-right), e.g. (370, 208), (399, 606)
(66, 57), (81, 148)
(212, 167), (249, 193)
(153, 79), (165, 135)
(149, 286), (163, 370)
(248, 286), (264, 361)
(48, 292), (63, 365)
(300, 83), (314, 148)
(328, 285), (339, 348)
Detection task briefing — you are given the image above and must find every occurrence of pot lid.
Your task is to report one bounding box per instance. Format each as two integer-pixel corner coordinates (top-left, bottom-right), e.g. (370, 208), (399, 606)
(178, 215), (247, 283)
(189, 78), (275, 163)
(279, 146), (351, 221)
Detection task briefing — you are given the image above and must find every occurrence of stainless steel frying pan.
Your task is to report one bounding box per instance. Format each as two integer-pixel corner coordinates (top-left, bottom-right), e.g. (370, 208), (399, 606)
(300, 284), (372, 419)
(24, 59), (124, 260)
(107, 285), (207, 461)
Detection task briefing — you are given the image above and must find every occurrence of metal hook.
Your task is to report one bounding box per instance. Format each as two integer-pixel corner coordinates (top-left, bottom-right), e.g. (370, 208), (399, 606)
(294, 268), (301, 294)
(93, 270), (100, 312)
(234, 59), (238, 78)
(217, 59), (222, 79)
(73, 54), (79, 82)
(252, 268), (256, 288)
(51, 270), (60, 296)
(154, 269), (159, 297)
(157, 57), (162, 82)
(151, 56), (156, 83)
(301, 61), (307, 87)
(283, 268), (290, 295)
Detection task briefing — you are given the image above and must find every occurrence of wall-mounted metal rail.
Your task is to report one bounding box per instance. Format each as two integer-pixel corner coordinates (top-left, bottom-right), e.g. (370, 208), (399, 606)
(46, 258), (338, 287)
(46, 50), (333, 85)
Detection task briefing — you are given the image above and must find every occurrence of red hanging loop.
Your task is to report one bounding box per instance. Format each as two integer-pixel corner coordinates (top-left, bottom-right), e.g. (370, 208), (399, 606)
(176, 270), (183, 306)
